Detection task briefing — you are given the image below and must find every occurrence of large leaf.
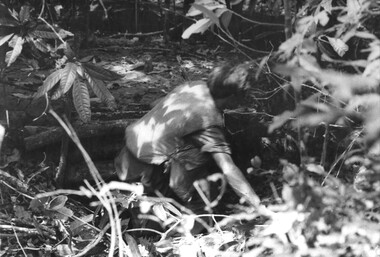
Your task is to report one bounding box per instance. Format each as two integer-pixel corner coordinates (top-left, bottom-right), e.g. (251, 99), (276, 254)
(82, 62), (121, 81)
(216, 8), (231, 29)
(57, 28), (74, 39)
(84, 72), (117, 109)
(0, 3), (19, 27)
(30, 29), (57, 39)
(27, 37), (52, 53)
(30, 24), (58, 39)
(72, 80), (91, 123)
(186, 0), (225, 17)
(0, 33), (13, 46)
(192, 3), (220, 26)
(19, 5), (31, 23)
(34, 69), (63, 98)
(182, 18), (213, 39)
(6, 35), (24, 66)
(51, 63), (78, 100)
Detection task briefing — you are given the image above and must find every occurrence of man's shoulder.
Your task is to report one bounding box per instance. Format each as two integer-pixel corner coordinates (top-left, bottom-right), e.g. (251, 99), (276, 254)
(172, 80), (209, 93)
(127, 80), (222, 138)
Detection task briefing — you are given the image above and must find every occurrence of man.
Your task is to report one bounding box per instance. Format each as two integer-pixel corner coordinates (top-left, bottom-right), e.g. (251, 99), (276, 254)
(115, 63), (264, 211)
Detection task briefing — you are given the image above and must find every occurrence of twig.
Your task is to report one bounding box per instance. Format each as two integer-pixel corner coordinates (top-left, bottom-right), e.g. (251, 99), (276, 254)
(125, 228), (164, 236)
(98, 0), (108, 19)
(32, 94), (49, 122)
(38, 0), (45, 19)
(35, 189), (87, 199)
(1, 225), (38, 233)
(0, 170), (30, 194)
(55, 97), (72, 186)
(320, 123), (330, 169)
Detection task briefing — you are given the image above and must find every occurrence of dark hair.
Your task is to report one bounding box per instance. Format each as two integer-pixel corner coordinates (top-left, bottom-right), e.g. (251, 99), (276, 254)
(207, 63), (251, 99)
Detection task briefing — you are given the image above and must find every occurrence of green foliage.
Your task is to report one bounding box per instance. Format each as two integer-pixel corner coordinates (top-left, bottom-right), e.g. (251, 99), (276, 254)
(33, 47), (121, 122)
(0, 3), (72, 67)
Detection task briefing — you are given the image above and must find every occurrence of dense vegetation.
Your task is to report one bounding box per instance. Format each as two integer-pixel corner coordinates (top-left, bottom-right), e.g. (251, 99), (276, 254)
(0, 0), (380, 256)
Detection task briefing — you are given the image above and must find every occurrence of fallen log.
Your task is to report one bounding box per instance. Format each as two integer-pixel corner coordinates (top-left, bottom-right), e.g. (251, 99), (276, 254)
(25, 119), (136, 151)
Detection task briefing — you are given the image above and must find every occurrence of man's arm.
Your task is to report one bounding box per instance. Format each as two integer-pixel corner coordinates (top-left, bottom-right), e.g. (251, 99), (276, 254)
(212, 152), (269, 213)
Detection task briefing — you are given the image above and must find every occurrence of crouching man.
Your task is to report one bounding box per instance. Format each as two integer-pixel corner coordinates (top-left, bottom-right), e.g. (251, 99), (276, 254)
(115, 63), (267, 214)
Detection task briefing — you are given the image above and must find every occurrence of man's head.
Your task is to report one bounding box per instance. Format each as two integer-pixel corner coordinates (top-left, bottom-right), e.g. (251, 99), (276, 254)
(207, 62), (252, 100)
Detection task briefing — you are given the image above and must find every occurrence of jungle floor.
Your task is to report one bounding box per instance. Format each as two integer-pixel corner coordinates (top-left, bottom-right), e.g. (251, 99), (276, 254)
(0, 36), (305, 256)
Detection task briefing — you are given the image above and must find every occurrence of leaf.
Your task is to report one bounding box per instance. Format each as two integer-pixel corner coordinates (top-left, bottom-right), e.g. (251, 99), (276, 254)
(84, 73), (117, 109)
(57, 28), (74, 39)
(50, 206), (73, 220)
(306, 164), (326, 175)
(0, 33), (14, 46)
(278, 33), (304, 59)
(34, 69), (63, 98)
(326, 36), (348, 57)
(12, 93), (34, 99)
(186, 0), (225, 17)
(19, 5), (31, 23)
(28, 37), (52, 53)
(192, 3), (220, 26)
(299, 54), (321, 73)
(182, 18), (213, 39)
(70, 214), (93, 236)
(163, 202), (182, 217)
(14, 205), (32, 220)
(55, 244), (76, 256)
(7, 35), (24, 66)
(72, 79), (91, 123)
(363, 59), (380, 81)
(124, 233), (143, 257)
(47, 195), (68, 211)
(29, 197), (49, 211)
(51, 62), (78, 100)
(82, 62), (121, 81)
(30, 29), (57, 39)
(152, 203), (168, 221)
(320, 0), (332, 13)
(63, 43), (76, 60)
(30, 25), (66, 39)
(0, 3), (19, 26)
(315, 10), (329, 26)
(79, 55), (95, 63)
(367, 42), (380, 61)
(216, 8), (231, 29)
(268, 110), (294, 133)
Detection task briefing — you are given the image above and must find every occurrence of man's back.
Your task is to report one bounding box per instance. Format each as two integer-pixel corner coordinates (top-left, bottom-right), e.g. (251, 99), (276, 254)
(125, 81), (224, 165)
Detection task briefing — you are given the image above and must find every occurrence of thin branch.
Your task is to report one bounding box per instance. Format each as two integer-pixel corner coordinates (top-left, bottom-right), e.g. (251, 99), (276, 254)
(38, 0), (46, 19)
